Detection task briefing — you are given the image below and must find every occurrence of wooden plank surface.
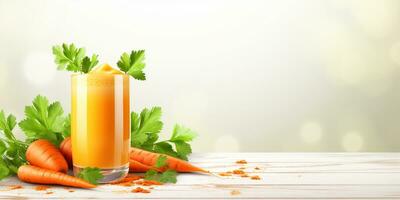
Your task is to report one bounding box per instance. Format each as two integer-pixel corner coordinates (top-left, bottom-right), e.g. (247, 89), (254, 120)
(0, 153), (399, 199)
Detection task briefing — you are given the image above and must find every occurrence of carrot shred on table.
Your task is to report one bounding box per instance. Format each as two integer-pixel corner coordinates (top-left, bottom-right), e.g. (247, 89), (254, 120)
(45, 191), (53, 194)
(131, 187), (150, 193)
(231, 189), (241, 195)
(9, 185), (23, 190)
(254, 167), (261, 170)
(236, 160), (247, 164)
(250, 175), (261, 180)
(135, 180), (163, 186)
(218, 172), (232, 176)
(239, 167), (246, 170)
(240, 174), (249, 178)
(233, 169), (245, 175)
(34, 185), (50, 191)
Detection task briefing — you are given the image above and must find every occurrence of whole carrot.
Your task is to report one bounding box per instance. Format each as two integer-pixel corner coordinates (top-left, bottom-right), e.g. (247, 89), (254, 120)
(60, 137), (72, 165)
(18, 165), (96, 188)
(59, 137), (207, 173)
(130, 148), (208, 173)
(129, 159), (160, 173)
(26, 139), (68, 173)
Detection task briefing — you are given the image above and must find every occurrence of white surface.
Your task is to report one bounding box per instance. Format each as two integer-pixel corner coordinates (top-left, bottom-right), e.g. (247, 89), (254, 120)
(0, 153), (399, 199)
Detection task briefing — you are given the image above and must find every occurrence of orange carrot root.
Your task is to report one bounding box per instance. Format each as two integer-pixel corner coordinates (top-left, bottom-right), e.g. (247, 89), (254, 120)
(60, 137), (72, 166)
(18, 165), (96, 189)
(26, 139), (68, 173)
(129, 159), (160, 172)
(130, 147), (208, 173)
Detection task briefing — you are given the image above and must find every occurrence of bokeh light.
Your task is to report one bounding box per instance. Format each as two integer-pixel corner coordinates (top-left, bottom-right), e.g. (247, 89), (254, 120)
(342, 131), (364, 152)
(299, 121), (323, 144)
(23, 52), (56, 87)
(320, 21), (395, 96)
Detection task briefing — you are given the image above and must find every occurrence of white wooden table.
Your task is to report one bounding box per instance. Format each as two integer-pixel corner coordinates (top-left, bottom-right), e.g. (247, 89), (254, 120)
(0, 153), (399, 199)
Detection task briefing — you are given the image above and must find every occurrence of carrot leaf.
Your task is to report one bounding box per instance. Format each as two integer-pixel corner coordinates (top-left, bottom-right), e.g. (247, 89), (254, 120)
(117, 50), (146, 80)
(144, 169), (177, 184)
(18, 95), (67, 146)
(131, 107), (163, 149)
(130, 107), (198, 161)
(160, 170), (177, 183)
(155, 155), (168, 168)
(77, 167), (104, 185)
(0, 110), (28, 180)
(52, 43), (99, 73)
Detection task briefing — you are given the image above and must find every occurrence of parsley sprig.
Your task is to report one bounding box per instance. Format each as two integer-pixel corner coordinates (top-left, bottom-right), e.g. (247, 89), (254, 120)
(117, 50), (146, 80)
(18, 95), (70, 146)
(0, 111), (28, 179)
(131, 107), (197, 161)
(144, 156), (177, 183)
(52, 43), (99, 73)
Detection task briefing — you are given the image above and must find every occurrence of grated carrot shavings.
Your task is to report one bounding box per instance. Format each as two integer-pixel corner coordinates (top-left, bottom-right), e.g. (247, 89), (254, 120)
(233, 169), (245, 175)
(9, 185), (23, 190)
(240, 174), (249, 178)
(236, 160), (247, 164)
(218, 172), (232, 176)
(131, 187), (150, 193)
(250, 175), (261, 180)
(34, 185), (50, 191)
(135, 180), (163, 186)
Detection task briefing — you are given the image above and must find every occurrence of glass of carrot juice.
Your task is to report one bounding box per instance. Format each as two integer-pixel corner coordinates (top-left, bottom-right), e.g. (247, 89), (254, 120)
(71, 64), (130, 183)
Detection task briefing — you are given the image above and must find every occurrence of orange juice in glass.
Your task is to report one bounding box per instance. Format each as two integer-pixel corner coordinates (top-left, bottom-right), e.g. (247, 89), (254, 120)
(71, 64), (130, 183)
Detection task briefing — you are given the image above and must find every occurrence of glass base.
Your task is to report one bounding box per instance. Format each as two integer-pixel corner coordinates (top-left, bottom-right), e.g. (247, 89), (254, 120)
(73, 164), (129, 183)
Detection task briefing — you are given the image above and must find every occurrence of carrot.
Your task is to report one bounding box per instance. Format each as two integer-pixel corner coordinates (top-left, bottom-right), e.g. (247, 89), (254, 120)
(26, 139), (68, 173)
(17, 165), (96, 188)
(60, 137), (206, 173)
(130, 147), (208, 173)
(60, 137), (72, 165)
(129, 159), (161, 172)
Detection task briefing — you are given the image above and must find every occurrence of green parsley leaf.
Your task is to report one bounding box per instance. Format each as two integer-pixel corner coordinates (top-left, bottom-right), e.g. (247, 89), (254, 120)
(144, 169), (159, 180)
(174, 141), (192, 161)
(153, 142), (178, 158)
(62, 114), (71, 138)
(52, 43), (99, 73)
(81, 55), (99, 73)
(144, 169), (177, 184)
(170, 124), (197, 142)
(160, 169), (177, 183)
(0, 110), (28, 180)
(0, 110), (17, 140)
(131, 107), (163, 148)
(0, 160), (10, 180)
(117, 50), (146, 80)
(77, 167), (104, 185)
(130, 107), (198, 161)
(19, 95), (66, 146)
(155, 155), (168, 168)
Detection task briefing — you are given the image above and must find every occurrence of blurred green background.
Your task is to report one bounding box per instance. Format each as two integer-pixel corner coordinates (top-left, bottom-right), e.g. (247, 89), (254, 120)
(1, 0), (399, 152)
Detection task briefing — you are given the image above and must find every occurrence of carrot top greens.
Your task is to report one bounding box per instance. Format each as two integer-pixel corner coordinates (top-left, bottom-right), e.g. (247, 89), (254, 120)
(131, 107), (197, 161)
(0, 111), (28, 179)
(52, 43), (146, 80)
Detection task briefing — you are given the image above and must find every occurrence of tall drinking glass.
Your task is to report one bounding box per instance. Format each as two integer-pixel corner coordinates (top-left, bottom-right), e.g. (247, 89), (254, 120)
(71, 73), (130, 183)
